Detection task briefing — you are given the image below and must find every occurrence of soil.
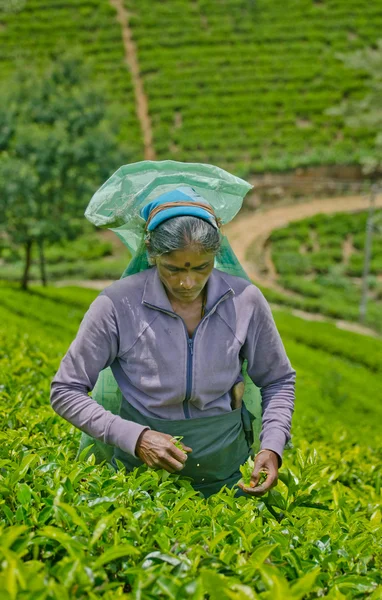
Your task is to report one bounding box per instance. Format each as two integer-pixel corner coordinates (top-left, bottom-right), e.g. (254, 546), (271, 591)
(342, 234), (355, 266)
(109, 0), (155, 160)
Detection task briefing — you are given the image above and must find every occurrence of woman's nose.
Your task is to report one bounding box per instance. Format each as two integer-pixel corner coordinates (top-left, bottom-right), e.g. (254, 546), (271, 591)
(182, 275), (195, 289)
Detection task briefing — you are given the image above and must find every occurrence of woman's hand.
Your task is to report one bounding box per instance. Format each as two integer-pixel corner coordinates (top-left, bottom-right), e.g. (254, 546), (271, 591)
(135, 430), (192, 473)
(238, 449), (279, 496)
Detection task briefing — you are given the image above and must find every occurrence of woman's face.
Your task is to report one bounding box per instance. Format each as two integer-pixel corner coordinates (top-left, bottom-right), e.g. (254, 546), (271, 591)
(155, 247), (215, 303)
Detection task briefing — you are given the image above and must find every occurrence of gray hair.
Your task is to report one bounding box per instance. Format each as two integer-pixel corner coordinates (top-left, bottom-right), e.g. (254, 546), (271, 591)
(146, 216), (221, 262)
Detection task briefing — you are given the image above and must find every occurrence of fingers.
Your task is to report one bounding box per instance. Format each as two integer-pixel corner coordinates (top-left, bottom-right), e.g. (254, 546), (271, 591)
(136, 430), (193, 473)
(157, 456), (186, 473)
(238, 470), (278, 496)
(160, 440), (193, 473)
(250, 465), (261, 488)
(181, 443), (193, 453)
(167, 442), (190, 464)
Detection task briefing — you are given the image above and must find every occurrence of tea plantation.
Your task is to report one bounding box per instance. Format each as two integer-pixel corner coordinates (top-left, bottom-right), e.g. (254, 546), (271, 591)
(262, 210), (382, 333)
(1, 283), (381, 599)
(1, 0), (382, 174)
(0, 223), (131, 283)
(0, 0), (142, 157)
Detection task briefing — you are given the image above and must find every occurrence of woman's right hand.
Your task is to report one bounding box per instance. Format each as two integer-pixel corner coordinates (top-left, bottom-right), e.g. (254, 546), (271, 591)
(135, 430), (192, 473)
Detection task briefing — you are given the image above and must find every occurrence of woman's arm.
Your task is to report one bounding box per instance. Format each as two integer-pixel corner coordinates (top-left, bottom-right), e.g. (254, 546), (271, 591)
(241, 287), (296, 465)
(50, 294), (149, 456)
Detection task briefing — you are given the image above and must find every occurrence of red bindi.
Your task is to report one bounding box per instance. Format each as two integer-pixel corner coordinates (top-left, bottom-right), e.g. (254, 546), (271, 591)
(184, 262), (190, 267)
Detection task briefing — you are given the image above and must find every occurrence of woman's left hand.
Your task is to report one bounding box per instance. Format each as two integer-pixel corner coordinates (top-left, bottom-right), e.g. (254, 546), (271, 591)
(238, 449), (279, 496)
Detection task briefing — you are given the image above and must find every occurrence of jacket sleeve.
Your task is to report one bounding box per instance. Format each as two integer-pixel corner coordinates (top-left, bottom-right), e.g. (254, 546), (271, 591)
(50, 294), (149, 457)
(241, 286), (296, 464)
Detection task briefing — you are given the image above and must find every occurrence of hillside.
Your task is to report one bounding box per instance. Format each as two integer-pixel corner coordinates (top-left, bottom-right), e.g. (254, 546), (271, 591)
(0, 0), (143, 158)
(1, 0), (382, 175)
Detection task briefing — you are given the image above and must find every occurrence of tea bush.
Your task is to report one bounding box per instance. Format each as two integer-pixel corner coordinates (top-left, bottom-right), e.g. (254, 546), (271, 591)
(0, 285), (381, 598)
(0, 0), (142, 158)
(1, 0), (382, 174)
(264, 210), (382, 333)
(124, 0), (382, 174)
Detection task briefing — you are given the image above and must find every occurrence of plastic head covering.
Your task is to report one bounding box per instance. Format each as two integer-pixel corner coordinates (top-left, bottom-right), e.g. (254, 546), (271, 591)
(84, 159), (253, 278)
(78, 160), (262, 464)
(141, 185), (220, 231)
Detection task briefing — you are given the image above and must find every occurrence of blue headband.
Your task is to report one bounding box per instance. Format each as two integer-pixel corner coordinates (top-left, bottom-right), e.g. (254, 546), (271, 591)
(140, 186), (219, 231)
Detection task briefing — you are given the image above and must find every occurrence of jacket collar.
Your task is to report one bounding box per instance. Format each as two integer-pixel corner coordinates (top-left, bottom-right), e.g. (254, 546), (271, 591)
(142, 267), (234, 314)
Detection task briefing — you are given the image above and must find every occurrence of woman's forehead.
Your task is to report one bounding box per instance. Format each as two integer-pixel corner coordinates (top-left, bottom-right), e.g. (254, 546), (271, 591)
(159, 248), (214, 267)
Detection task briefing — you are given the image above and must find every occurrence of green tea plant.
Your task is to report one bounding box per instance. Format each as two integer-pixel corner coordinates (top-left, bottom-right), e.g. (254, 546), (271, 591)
(0, 0), (142, 158)
(2, 0), (382, 175)
(0, 285), (381, 598)
(124, 0), (382, 174)
(261, 210), (382, 333)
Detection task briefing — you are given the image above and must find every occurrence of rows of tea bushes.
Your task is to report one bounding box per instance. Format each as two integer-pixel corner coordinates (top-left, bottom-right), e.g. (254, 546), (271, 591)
(2, 0), (380, 175)
(0, 283), (381, 598)
(0, 0), (142, 157)
(0, 255), (130, 284)
(124, 0), (382, 175)
(0, 225), (131, 283)
(254, 210), (382, 333)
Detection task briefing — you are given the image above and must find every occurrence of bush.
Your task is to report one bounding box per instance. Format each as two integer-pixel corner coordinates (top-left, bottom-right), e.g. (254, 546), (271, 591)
(0, 284), (381, 598)
(273, 251), (312, 276)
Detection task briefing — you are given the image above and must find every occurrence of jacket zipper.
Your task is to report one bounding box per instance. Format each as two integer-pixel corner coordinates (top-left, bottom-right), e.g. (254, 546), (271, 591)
(143, 289), (233, 419)
(183, 338), (193, 418)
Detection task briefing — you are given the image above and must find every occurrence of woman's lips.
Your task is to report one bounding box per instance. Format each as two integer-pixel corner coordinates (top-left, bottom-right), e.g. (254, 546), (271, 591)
(177, 290), (198, 296)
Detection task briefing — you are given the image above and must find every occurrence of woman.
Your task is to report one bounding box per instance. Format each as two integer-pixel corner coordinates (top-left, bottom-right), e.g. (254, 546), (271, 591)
(50, 164), (296, 498)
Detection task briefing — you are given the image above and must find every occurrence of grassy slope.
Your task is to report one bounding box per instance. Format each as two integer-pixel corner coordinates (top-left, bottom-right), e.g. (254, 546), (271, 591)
(1, 1), (382, 176)
(0, 0), (142, 157)
(125, 0), (382, 175)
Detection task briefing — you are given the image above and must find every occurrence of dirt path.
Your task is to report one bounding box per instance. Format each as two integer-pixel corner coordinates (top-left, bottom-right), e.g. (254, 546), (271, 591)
(224, 194), (382, 285)
(110, 0), (156, 160)
(223, 193), (382, 337)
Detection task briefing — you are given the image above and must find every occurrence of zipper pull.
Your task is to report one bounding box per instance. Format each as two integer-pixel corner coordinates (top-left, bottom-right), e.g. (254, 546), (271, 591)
(188, 339), (194, 355)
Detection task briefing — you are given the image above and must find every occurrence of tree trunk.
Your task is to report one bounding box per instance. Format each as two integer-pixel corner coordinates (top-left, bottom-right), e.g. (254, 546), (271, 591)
(21, 239), (33, 291)
(38, 238), (48, 287)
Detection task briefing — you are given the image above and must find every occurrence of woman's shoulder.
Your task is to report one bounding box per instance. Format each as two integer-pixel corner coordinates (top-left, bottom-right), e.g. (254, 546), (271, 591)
(99, 269), (151, 305)
(214, 269), (262, 299)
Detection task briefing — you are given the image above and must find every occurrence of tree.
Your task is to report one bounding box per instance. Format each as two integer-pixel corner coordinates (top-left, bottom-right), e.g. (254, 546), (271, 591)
(0, 51), (127, 289)
(327, 39), (382, 175)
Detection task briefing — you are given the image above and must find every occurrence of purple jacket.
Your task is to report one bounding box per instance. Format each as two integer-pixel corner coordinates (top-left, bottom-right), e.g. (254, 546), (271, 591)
(50, 268), (296, 460)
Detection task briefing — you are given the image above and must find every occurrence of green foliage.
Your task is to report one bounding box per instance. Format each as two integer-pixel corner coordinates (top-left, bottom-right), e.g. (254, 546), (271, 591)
(124, 0), (382, 174)
(264, 210), (382, 332)
(0, 50), (125, 288)
(1, 228), (113, 265)
(0, 285), (381, 598)
(0, 0), (142, 157)
(327, 39), (382, 174)
(0, 225), (131, 283)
